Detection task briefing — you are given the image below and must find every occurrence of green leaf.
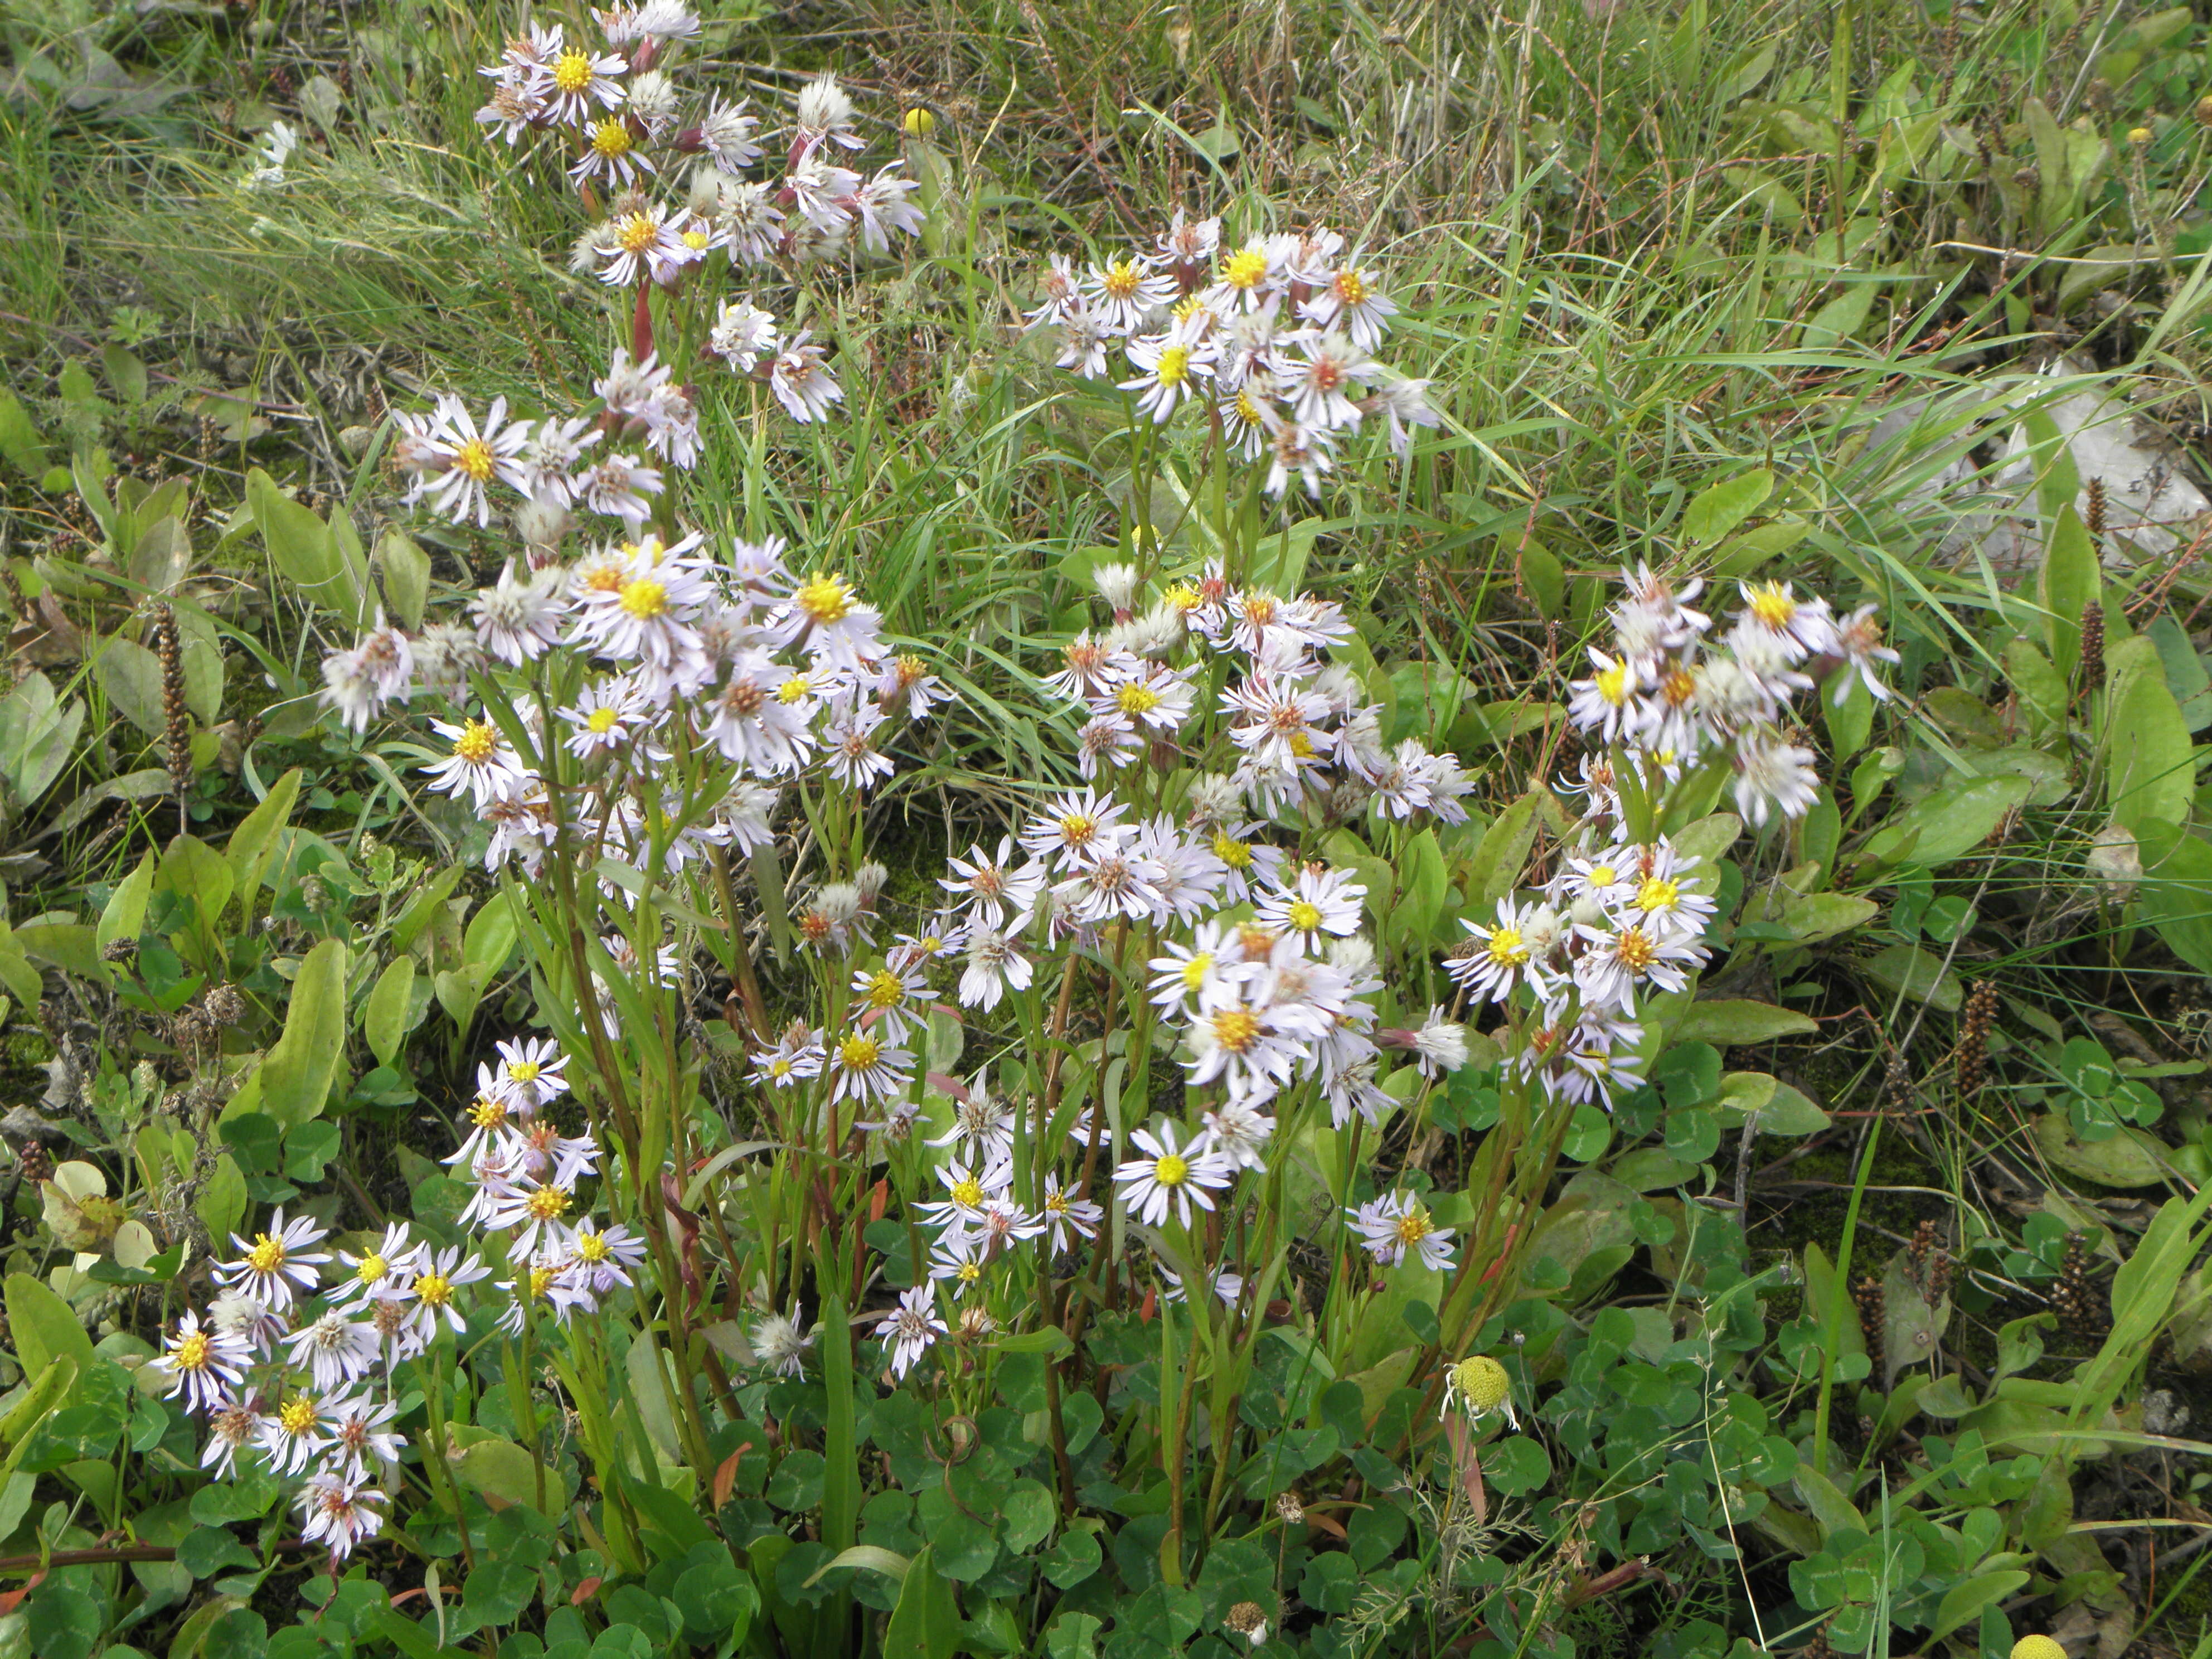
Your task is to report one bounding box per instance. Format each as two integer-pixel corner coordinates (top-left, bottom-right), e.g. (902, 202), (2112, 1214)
(96, 637), (167, 738)
(375, 529), (430, 630)
(0, 388), (51, 481)
(671, 1554), (758, 1641)
(463, 892), (518, 986)
(1857, 774), (2032, 871)
(2032, 1110), (2165, 1187)
(2138, 818), (2212, 974)
(801, 1546), (911, 1588)
(454, 1437), (563, 1517)
(98, 851), (155, 953)
(195, 1153), (246, 1244)
(1802, 284), (1876, 351)
(1466, 792), (1541, 911)
(5, 1275), (94, 1379)
(1859, 943), (1964, 1011)
(0, 673), (84, 808)
(1393, 830), (1446, 949)
(2106, 636), (2197, 832)
(1681, 467), (1774, 545)
(363, 957), (416, 1069)
(2005, 635), (2070, 738)
(1671, 1000), (1818, 1045)
(821, 1291), (858, 1553)
(463, 1562), (539, 1627)
(158, 835), (234, 937)
(1930, 1573), (2031, 1642)
(999, 1479), (1055, 1554)
(1482, 1436), (1551, 1495)
(226, 768), (302, 929)
(2039, 503), (2098, 681)
(257, 938), (348, 1127)
(247, 468), (356, 619)
(1778, 892), (1879, 944)
(882, 1545), (961, 1659)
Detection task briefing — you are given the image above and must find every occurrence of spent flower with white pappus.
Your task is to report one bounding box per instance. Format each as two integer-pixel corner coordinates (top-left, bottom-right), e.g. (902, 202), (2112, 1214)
(1031, 215), (1439, 494)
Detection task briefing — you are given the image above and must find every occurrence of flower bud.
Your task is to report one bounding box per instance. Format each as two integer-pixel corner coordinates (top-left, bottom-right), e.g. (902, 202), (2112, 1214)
(2196, 94), (2212, 128)
(2128, 125), (2153, 147)
(903, 106), (936, 138)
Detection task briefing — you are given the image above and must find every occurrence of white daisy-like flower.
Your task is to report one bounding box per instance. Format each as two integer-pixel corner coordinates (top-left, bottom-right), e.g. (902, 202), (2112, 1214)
(1349, 1191), (1456, 1271)
(321, 1389), (406, 1481)
(541, 43), (626, 125)
(1120, 327), (1217, 424)
(709, 298), (780, 372)
(874, 1284), (947, 1380)
(1732, 729), (1822, 826)
(329, 1223), (423, 1313)
(422, 715), (530, 809)
(1299, 263), (1398, 348)
(256, 1390), (333, 1477)
(1254, 866), (1365, 943)
(217, 1208), (332, 1312)
(295, 1472), (387, 1560)
(151, 1311), (251, 1414)
(283, 1311), (382, 1393)
(403, 395), (533, 527)
(768, 331), (844, 423)
(1445, 899), (1554, 1006)
(1114, 1122), (1234, 1228)
(1040, 1176), (1103, 1257)
(824, 1027), (912, 1104)
(699, 94), (762, 172)
(402, 1246), (492, 1343)
(1083, 254), (1176, 334)
(472, 560), (567, 665)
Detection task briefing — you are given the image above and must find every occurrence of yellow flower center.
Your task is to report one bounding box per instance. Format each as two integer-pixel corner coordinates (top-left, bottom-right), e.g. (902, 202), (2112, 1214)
(778, 675), (812, 704)
(1749, 583), (1796, 629)
(1595, 663), (1628, 706)
(581, 560), (628, 594)
(1211, 1009), (1260, 1053)
(279, 1396), (317, 1435)
(416, 1271), (453, 1307)
(1662, 668), (1696, 709)
(1286, 730), (1315, 758)
(590, 118), (632, 159)
(1058, 812), (1096, 847)
(470, 1095), (507, 1128)
(528, 1265), (557, 1297)
(1486, 926), (1529, 967)
(838, 1033), (881, 1070)
(1587, 864), (1617, 887)
(1102, 258), (1142, 300)
(796, 573), (853, 624)
(586, 706), (620, 733)
(1616, 928), (1656, 971)
(1335, 269), (1369, 305)
(1117, 682), (1161, 715)
(1163, 580), (1202, 613)
(1450, 1355), (1509, 1412)
(683, 230), (709, 251)
(453, 720), (499, 764)
(1637, 876), (1680, 913)
(527, 1186), (570, 1221)
(1153, 1153), (1189, 1187)
(455, 438), (496, 482)
(1212, 832), (1252, 869)
(1154, 345), (1191, 387)
(1233, 392), (1263, 426)
(174, 1331), (211, 1371)
(617, 212), (658, 255)
(552, 49), (594, 94)
(1180, 952), (1212, 991)
(577, 1230), (611, 1263)
(507, 1059), (541, 1084)
(1223, 247), (1268, 289)
(1395, 1209), (1433, 1245)
(619, 576), (668, 619)
(1287, 900), (1323, 934)
(951, 1177), (983, 1208)
(247, 1234), (285, 1274)
(866, 969), (906, 1008)
(355, 1253), (386, 1285)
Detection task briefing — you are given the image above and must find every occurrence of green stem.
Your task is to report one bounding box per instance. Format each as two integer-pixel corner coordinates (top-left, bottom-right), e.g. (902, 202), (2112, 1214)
(1811, 1118), (1883, 1476)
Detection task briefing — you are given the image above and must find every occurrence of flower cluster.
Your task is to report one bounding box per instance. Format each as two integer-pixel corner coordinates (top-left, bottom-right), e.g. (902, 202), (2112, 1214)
(473, 13), (921, 279)
(323, 536), (935, 904)
(1564, 567), (1898, 830)
(777, 562), (1477, 1378)
(1445, 567), (1894, 1110)
(1030, 214), (1439, 494)
(149, 1033), (630, 1561)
